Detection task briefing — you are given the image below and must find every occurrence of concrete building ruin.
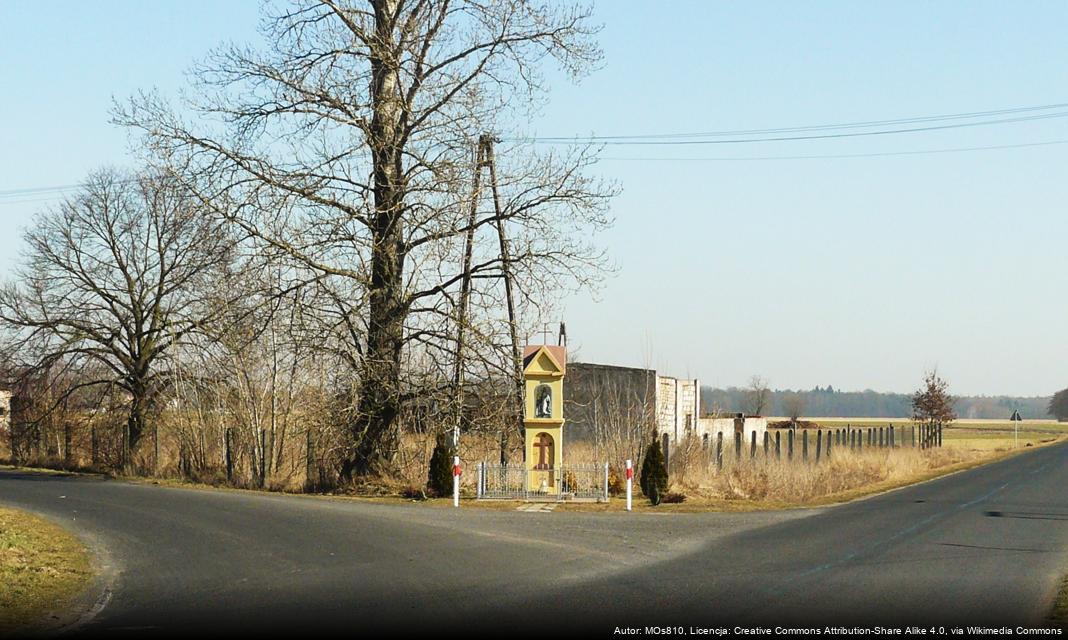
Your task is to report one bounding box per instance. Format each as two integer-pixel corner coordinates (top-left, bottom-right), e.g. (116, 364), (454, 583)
(563, 362), (766, 444)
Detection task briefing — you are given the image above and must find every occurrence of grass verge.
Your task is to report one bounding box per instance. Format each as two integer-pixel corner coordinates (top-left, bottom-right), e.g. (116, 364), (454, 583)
(0, 506), (92, 634)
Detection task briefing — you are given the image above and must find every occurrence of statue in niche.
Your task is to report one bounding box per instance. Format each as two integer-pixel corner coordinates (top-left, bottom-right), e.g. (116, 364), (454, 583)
(535, 384), (552, 418)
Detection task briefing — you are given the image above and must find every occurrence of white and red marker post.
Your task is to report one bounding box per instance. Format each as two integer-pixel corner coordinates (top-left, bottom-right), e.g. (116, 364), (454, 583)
(452, 456), (461, 507)
(625, 459), (633, 512)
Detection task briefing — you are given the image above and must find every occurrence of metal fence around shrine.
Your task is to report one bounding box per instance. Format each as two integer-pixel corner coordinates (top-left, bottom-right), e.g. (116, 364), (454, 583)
(475, 462), (609, 502)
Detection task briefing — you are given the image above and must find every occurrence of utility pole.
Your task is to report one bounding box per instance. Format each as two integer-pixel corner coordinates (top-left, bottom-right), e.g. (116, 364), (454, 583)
(484, 137), (524, 445)
(452, 134), (523, 453)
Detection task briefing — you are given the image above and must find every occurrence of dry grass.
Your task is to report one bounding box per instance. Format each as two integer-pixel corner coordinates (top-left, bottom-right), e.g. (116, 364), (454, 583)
(626, 428), (1067, 511)
(0, 506), (92, 633)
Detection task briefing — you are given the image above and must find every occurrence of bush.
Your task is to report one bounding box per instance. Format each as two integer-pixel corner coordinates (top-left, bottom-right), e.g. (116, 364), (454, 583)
(426, 433), (455, 498)
(640, 433), (668, 505)
(606, 466), (626, 497)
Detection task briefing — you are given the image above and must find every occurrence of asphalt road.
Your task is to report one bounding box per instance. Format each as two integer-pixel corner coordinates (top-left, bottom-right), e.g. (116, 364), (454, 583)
(3, 442), (1068, 637)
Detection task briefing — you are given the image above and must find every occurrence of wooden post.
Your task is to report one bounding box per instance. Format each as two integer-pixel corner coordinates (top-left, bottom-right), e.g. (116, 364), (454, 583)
(788, 429), (794, 461)
(775, 431), (781, 460)
(703, 433), (709, 451)
(911, 425), (916, 448)
(938, 423), (943, 447)
(802, 430), (809, 462)
(750, 430), (757, 459)
(734, 431), (742, 461)
(850, 429), (855, 450)
(224, 427), (233, 483)
(305, 429), (315, 492)
(716, 432), (723, 470)
(890, 425), (895, 448)
(815, 430), (822, 462)
(90, 426), (98, 466)
(763, 431), (769, 458)
(63, 423), (72, 467)
(826, 429), (832, 459)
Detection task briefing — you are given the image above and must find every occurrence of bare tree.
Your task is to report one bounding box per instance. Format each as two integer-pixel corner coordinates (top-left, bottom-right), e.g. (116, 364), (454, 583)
(912, 369), (956, 429)
(0, 169), (232, 469)
(118, 0), (615, 478)
(745, 375), (770, 417)
(782, 392), (805, 424)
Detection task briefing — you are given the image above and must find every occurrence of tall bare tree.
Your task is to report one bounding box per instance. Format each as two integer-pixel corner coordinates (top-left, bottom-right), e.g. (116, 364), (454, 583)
(119, 0), (614, 477)
(782, 391), (805, 424)
(745, 375), (771, 417)
(0, 169), (232, 468)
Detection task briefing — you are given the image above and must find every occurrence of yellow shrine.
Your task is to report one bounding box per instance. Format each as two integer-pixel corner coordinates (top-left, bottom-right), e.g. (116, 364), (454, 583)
(522, 344), (566, 493)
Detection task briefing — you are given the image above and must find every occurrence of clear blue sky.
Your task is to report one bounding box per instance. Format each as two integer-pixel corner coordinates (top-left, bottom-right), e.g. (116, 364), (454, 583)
(1, 1), (1066, 398)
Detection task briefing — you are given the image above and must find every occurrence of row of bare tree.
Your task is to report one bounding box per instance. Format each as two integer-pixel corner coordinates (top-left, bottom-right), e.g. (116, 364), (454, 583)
(0, 0), (614, 488)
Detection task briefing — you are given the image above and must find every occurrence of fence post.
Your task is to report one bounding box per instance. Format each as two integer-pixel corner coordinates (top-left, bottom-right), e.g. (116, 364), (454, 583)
(305, 430), (315, 492)
(788, 429), (794, 461)
(775, 431), (781, 461)
(827, 429), (832, 459)
(890, 425), (895, 448)
(816, 430), (822, 462)
(716, 432), (723, 470)
(477, 462), (483, 499)
(938, 423), (943, 447)
(225, 427), (233, 483)
(763, 431), (769, 458)
(802, 430), (809, 462)
(90, 425), (98, 467)
(452, 456), (461, 507)
(604, 462), (609, 502)
(911, 425), (916, 448)
(625, 459), (633, 511)
(735, 431), (742, 461)
(750, 431), (757, 459)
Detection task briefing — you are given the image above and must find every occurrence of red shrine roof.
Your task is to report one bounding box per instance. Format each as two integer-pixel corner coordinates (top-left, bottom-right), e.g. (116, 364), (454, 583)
(522, 345), (566, 374)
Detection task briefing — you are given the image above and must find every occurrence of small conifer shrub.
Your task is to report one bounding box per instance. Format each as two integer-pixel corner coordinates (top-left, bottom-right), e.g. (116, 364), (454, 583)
(640, 432), (669, 505)
(427, 433), (455, 498)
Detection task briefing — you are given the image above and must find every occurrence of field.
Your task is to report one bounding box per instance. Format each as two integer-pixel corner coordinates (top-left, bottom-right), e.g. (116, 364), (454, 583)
(784, 417), (1066, 451)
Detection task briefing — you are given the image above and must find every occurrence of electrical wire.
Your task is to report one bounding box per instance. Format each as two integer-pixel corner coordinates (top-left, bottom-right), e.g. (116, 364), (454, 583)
(515, 110), (1068, 145)
(599, 138), (1068, 161)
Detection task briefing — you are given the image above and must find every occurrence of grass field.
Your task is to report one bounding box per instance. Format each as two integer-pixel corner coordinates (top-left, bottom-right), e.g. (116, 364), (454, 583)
(0, 506), (92, 633)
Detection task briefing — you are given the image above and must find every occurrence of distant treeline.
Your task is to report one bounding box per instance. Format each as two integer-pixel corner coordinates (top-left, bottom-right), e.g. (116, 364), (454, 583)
(702, 386), (1052, 420)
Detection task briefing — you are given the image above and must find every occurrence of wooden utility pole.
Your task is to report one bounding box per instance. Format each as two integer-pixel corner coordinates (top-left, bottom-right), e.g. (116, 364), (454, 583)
(485, 138), (524, 443)
(453, 136), (489, 447)
(452, 134), (524, 452)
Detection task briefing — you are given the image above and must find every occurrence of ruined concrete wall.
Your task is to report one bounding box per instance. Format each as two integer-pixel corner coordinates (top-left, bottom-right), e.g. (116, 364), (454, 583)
(656, 376), (700, 442)
(563, 363), (656, 443)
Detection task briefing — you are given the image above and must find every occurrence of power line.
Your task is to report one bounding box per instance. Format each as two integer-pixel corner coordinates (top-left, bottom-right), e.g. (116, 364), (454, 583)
(599, 138), (1068, 162)
(515, 110), (1068, 145)
(525, 101), (1068, 141)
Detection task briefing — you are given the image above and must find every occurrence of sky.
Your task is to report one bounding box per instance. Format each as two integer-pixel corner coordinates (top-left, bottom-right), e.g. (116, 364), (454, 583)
(1, 1), (1066, 397)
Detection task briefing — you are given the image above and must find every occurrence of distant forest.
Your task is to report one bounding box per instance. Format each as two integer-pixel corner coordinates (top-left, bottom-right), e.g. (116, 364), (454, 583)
(702, 386), (1053, 420)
